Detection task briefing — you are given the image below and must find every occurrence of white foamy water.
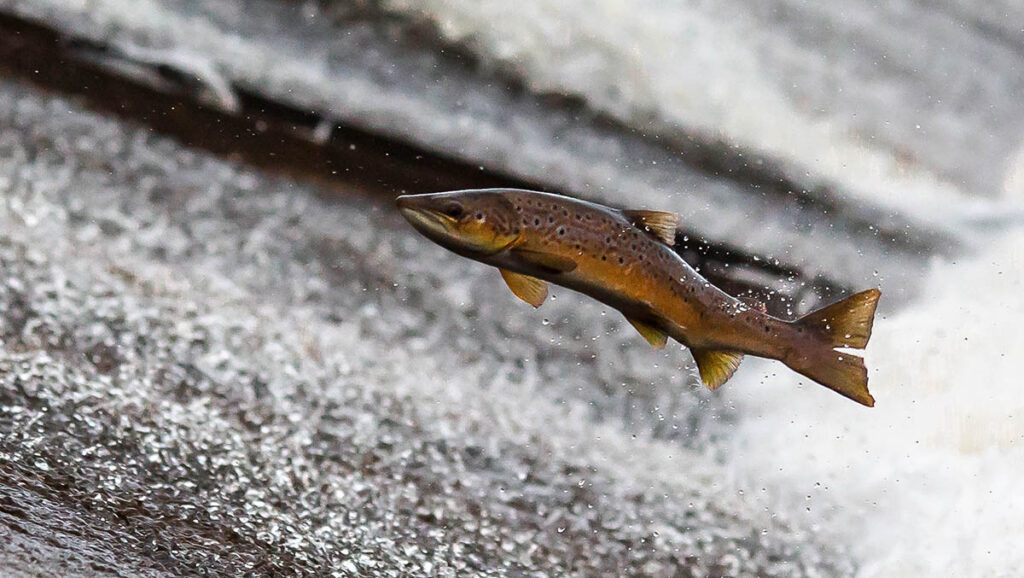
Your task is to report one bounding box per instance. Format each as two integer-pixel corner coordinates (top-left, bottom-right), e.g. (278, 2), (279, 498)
(726, 226), (1024, 576)
(8, 1), (1023, 572)
(383, 0), (1022, 218)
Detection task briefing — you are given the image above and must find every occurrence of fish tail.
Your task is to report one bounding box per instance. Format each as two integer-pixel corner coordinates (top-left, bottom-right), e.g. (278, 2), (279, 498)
(796, 288), (880, 349)
(785, 348), (874, 406)
(784, 289), (881, 406)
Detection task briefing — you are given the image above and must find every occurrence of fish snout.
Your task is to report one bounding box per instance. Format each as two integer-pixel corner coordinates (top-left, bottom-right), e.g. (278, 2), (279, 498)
(395, 195), (409, 208)
(396, 194), (431, 221)
(396, 194), (451, 240)
(395, 194), (420, 212)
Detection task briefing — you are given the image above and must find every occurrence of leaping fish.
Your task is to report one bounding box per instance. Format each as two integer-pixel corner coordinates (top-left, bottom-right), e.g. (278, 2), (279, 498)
(396, 189), (881, 406)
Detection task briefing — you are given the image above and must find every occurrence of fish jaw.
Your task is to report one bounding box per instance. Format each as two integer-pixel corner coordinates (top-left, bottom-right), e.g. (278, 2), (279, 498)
(396, 197), (472, 254)
(397, 196), (450, 240)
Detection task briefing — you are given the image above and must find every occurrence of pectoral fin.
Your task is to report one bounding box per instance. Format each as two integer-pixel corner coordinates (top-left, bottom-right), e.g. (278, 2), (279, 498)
(625, 317), (668, 349)
(499, 269), (548, 308)
(623, 210), (678, 245)
(691, 348), (744, 390)
(509, 249), (577, 274)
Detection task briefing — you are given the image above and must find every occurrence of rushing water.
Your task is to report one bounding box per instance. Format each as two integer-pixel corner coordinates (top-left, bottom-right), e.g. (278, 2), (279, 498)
(728, 229), (1024, 576)
(381, 0), (1024, 209)
(378, 1), (1024, 575)
(3, 0), (1023, 574)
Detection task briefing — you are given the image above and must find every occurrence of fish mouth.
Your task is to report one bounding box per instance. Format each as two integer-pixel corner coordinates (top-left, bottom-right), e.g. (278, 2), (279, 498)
(398, 206), (446, 235)
(396, 195), (451, 239)
(394, 195), (417, 211)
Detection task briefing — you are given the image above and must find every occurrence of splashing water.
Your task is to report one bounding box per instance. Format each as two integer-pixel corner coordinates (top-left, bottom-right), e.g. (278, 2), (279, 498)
(729, 228), (1024, 576)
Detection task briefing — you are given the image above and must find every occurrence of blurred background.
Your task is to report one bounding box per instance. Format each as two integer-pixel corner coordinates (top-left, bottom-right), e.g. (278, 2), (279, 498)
(0, 1), (1021, 575)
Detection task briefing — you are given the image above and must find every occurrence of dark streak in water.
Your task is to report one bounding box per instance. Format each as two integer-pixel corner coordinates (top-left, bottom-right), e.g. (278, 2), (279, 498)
(0, 10), (838, 316)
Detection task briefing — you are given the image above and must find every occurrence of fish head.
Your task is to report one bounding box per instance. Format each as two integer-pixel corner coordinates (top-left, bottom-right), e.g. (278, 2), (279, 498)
(396, 189), (521, 257)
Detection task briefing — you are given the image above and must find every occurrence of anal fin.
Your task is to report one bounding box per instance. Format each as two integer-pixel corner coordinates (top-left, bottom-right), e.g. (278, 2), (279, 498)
(691, 348), (744, 390)
(499, 269), (548, 308)
(625, 317), (668, 349)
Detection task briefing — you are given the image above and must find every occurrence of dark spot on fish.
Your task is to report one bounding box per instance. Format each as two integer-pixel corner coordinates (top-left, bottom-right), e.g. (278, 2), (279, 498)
(558, 227), (565, 235)
(534, 218), (541, 226)
(618, 257), (624, 264)
(601, 255), (606, 261)
(475, 212), (484, 220)
(764, 326), (771, 333)
(563, 210), (569, 217)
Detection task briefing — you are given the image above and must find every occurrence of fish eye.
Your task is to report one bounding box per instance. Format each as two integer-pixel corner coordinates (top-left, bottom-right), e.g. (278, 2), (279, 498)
(442, 203), (464, 219)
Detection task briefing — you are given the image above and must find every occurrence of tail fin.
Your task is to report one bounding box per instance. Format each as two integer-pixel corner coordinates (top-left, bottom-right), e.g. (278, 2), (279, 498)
(796, 288), (880, 349)
(785, 289), (881, 406)
(788, 349), (874, 406)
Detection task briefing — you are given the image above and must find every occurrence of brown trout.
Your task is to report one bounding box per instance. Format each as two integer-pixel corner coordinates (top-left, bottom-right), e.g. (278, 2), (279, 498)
(397, 188), (881, 406)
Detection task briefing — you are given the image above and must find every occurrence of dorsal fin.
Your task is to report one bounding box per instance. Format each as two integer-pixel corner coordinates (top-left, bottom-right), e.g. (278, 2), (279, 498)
(624, 317), (668, 349)
(690, 349), (744, 390)
(622, 210), (678, 245)
(499, 269), (548, 308)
